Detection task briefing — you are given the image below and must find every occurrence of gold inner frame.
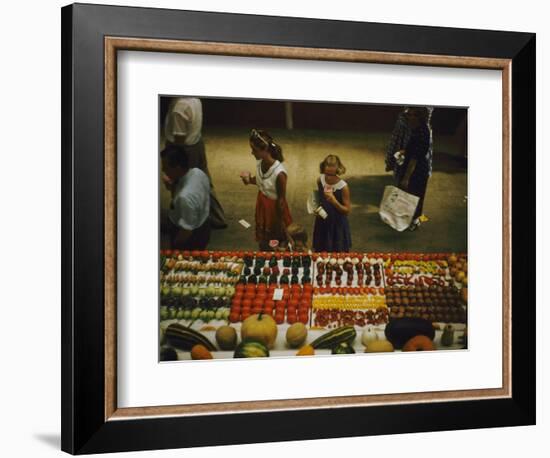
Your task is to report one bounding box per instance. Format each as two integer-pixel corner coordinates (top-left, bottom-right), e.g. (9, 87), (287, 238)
(104, 37), (512, 421)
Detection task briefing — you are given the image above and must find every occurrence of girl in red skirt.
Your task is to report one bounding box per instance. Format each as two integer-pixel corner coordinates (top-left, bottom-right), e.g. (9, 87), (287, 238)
(241, 129), (293, 250)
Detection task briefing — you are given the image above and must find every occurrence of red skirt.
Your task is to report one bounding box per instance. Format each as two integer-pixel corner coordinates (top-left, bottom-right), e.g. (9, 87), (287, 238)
(255, 191), (292, 243)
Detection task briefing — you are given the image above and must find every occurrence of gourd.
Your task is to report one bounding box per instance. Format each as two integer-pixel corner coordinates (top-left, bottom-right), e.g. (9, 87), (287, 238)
(234, 340), (270, 358)
(364, 339), (394, 353)
(331, 342), (356, 354)
(402, 335), (435, 351)
(191, 344), (214, 360)
(286, 323), (308, 348)
(241, 313), (278, 349)
(165, 323), (216, 351)
(310, 326), (356, 349)
(215, 325), (238, 350)
(361, 326), (379, 347)
(384, 318), (435, 349)
(296, 345), (315, 356)
(160, 346), (178, 361)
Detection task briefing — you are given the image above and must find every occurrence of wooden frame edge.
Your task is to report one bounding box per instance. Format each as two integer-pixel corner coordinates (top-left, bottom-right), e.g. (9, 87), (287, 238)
(103, 36), (512, 421)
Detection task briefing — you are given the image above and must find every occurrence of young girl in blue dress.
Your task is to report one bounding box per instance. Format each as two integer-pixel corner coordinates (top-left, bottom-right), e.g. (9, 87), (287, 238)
(312, 155), (352, 252)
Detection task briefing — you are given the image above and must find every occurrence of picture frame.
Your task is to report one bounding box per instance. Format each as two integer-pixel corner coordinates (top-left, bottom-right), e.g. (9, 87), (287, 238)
(61, 3), (536, 454)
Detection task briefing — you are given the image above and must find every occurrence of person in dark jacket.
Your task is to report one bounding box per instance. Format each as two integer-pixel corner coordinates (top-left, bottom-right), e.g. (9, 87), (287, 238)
(396, 107), (434, 231)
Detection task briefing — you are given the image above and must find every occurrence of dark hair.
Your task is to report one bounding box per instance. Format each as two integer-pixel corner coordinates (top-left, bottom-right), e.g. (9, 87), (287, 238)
(319, 154), (346, 175)
(160, 144), (189, 169)
(250, 129), (284, 162)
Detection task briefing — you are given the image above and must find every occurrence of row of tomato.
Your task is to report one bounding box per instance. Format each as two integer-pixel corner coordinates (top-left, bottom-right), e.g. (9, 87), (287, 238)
(230, 283), (312, 324)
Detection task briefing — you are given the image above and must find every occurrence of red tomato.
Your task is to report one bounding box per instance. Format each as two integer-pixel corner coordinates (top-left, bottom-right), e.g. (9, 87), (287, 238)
(229, 312), (240, 323)
(298, 313), (309, 324)
(243, 291), (255, 301)
(253, 298), (264, 308)
(231, 298), (241, 308)
(287, 314), (297, 324)
(264, 299), (275, 309)
(241, 299), (252, 309)
(288, 298), (299, 308)
(275, 314), (284, 324)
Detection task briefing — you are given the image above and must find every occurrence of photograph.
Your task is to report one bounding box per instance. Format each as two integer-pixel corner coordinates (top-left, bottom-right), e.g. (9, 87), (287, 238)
(158, 96), (469, 360)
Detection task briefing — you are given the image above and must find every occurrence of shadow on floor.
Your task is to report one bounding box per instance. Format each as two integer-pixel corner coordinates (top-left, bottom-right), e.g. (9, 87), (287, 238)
(34, 433), (60, 449)
(432, 151), (467, 174)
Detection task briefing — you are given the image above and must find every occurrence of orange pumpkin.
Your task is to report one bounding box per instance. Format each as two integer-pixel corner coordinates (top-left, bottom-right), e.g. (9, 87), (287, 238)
(402, 335), (435, 352)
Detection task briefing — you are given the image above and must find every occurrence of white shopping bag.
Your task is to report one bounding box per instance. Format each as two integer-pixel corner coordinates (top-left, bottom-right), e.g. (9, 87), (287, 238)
(379, 185), (420, 232)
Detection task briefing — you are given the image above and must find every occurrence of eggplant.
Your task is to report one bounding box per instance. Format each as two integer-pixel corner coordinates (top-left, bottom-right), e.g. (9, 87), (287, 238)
(384, 317), (435, 349)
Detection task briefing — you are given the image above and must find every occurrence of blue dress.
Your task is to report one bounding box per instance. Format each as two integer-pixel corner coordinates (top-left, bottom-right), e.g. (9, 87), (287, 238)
(312, 175), (352, 252)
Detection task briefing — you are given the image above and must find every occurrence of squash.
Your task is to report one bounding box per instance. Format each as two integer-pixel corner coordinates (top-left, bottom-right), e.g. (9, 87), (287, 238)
(310, 326), (356, 349)
(331, 342), (356, 354)
(384, 318), (435, 349)
(215, 325), (238, 350)
(191, 344), (214, 360)
(165, 323), (216, 351)
(402, 335), (435, 351)
(160, 346), (178, 361)
(364, 339), (394, 353)
(286, 322), (308, 348)
(234, 339), (270, 358)
(241, 313), (278, 349)
(361, 326), (379, 347)
(296, 345), (315, 356)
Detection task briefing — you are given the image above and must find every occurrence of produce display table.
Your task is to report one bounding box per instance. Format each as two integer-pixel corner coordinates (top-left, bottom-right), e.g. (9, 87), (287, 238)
(160, 250), (468, 360)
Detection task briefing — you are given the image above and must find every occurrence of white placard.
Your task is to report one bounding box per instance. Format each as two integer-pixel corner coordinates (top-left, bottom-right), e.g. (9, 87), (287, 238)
(117, 51), (502, 408)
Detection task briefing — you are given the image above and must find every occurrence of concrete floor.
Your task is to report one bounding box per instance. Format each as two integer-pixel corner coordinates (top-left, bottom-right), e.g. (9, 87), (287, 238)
(164, 127), (468, 253)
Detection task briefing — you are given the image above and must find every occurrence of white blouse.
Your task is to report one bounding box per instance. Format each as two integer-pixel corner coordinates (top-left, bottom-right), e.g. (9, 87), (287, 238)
(256, 160), (287, 200)
(320, 173), (347, 191)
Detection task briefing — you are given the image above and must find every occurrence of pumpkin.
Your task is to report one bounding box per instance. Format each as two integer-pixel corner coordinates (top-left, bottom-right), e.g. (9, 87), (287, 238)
(286, 322), (308, 348)
(402, 335), (435, 351)
(241, 313), (278, 349)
